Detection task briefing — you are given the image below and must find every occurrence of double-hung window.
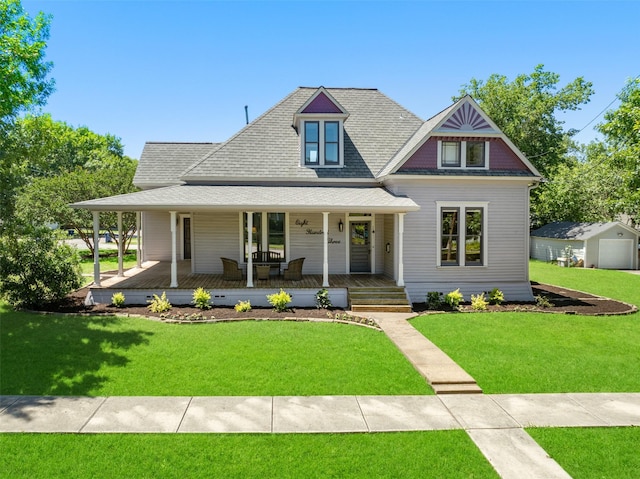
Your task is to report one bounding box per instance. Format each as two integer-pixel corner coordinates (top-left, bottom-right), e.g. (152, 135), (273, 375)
(303, 120), (343, 167)
(243, 212), (286, 262)
(437, 202), (487, 267)
(438, 140), (489, 169)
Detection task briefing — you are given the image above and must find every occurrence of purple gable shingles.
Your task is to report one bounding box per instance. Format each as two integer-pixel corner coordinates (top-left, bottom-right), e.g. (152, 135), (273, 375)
(441, 102), (491, 130)
(399, 137), (529, 172)
(302, 92), (344, 114)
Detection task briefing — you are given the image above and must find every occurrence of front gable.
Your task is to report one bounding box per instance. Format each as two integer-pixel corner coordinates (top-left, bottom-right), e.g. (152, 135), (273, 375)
(379, 95), (542, 179)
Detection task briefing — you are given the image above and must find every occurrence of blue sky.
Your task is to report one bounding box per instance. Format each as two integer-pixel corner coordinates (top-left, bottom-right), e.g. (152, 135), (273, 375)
(22, 0), (640, 159)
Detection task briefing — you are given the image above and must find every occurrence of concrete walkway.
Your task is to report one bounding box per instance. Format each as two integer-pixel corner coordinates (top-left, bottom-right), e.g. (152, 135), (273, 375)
(2, 393), (640, 478)
(372, 312), (482, 394)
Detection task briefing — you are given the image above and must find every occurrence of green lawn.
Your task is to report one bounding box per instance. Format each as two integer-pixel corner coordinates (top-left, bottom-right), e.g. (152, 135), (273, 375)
(79, 249), (137, 276)
(0, 431), (498, 479)
(0, 305), (431, 396)
(410, 262), (640, 394)
(527, 427), (640, 479)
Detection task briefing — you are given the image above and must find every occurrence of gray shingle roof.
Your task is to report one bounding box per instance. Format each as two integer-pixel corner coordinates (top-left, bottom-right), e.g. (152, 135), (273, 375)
(181, 87), (424, 182)
(377, 101), (458, 177)
(531, 221), (637, 240)
(133, 142), (219, 188)
(72, 185), (420, 213)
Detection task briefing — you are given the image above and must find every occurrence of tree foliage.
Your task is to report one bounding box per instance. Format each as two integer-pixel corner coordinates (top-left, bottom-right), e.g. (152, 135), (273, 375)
(456, 64), (594, 177)
(0, 0), (54, 127)
(0, 0), (55, 226)
(596, 78), (640, 226)
(535, 143), (621, 225)
(16, 160), (138, 255)
(0, 226), (82, 308)
(3, 115), (134, 231)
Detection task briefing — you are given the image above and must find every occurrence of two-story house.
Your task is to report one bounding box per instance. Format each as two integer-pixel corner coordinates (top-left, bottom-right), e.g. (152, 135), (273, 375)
(74, 86), (542, 309)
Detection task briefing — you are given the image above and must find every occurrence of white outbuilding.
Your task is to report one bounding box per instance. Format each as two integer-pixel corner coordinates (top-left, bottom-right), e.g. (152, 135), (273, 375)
(530, 221), (639, 270)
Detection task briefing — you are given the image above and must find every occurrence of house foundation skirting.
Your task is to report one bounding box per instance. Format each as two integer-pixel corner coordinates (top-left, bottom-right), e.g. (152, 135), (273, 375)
(87, 288), (349, 309)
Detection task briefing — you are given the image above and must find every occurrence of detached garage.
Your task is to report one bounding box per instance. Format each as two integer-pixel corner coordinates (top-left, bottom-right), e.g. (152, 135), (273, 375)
(530, 221), (639, 270)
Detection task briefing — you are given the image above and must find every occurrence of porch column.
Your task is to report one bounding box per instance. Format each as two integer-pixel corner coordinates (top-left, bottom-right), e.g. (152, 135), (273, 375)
(92, 211), (101, 287)
(136, 211), (142, 268)
(322, 212), (329, 287)
(170, 211), (178, 288)
(397, 213), (405, 287)
(117, 211), (124, 277)
(246, 211), (253, 287)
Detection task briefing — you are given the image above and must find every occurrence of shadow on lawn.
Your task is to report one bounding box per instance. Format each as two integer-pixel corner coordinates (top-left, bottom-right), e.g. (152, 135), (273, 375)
(0, 312), (152, 403)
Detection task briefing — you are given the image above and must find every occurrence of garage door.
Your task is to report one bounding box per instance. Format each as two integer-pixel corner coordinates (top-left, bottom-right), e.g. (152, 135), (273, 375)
(598, 239), (634, 269)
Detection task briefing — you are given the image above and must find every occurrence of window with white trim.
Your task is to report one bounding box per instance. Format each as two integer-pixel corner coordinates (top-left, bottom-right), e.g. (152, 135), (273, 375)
(242, 212), (286, 262)
(437, 202), (487, 267)
(438, 140), (489, 169)
(302, 120), (343, 167)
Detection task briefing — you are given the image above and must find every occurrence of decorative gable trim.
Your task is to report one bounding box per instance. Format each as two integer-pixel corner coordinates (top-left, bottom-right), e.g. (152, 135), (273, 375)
(439, 101), (493, 132)
(377, 95), (543, 179)
(435, 96), (497, 133)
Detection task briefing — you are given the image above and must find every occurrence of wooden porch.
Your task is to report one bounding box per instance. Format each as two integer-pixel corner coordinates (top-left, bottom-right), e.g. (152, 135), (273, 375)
(93, 260), (398, 291)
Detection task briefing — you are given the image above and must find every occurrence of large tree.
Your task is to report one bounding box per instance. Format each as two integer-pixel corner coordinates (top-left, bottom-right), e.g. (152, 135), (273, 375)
(456, 65), (594, 177)
(596, 78), (640, 226)
(16, 159), (138, 256)
(3, 115), (129, 226)
(0, 0), (53, 127)
(0, 0), (54, 226)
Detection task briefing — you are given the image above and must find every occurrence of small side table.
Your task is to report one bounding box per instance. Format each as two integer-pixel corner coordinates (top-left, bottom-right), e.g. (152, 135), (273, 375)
(255, 264), (271, 280)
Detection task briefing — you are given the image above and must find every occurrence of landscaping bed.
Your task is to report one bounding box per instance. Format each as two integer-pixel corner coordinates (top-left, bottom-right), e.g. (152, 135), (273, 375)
(413, 282), (636, 316)
(34, 282), (637, 319)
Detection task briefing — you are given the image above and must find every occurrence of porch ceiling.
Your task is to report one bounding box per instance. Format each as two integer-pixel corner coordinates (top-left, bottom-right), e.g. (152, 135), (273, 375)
(71, 184), (420, 213)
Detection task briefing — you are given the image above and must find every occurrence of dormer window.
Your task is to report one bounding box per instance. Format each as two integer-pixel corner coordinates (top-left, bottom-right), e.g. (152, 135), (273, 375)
(295, 87), (349, 169)
(302, 119), (343, 167)
(438, 140), (489, 169)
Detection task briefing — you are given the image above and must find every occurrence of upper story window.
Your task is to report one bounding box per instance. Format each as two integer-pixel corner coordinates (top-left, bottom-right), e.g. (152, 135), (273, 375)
(302, 119), (344, 167)
(438, 140), (489, 169)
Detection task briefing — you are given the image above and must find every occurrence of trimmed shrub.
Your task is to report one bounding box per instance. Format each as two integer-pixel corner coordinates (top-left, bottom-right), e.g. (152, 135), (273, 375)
(267, 289), (292, 312)
(111, 292), (126, 308)
(234, 300), (252, 312)
(470, 293), (488, 311)
(426, 291), (443, 310)
(488, 288), (505, 305)
(315, 288), (332, 309)
(148, 292), (172, 313)
(444, 288), (464, 309)
(192, 287), (212, 310)
(0, 227), (82, 308)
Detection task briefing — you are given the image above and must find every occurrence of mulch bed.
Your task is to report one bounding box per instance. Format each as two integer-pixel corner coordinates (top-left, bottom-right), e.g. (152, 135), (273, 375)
(33, 282), (636, 319)
(412, 282), (636, 316)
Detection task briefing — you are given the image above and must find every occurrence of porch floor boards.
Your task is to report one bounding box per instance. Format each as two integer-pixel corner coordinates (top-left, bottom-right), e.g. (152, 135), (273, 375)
(94, 261), (397, 291)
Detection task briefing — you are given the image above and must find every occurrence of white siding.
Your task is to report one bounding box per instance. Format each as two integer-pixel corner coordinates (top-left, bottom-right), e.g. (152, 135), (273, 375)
(142, 211), (171, 261)
(390, 179), (534, 301)
(289, 212), (347, 274)
(530, 238), (585, 263)
(193, 212), (239, 274)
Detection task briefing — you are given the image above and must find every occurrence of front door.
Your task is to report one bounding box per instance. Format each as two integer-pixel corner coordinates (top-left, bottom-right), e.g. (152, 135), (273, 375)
(350, 222), (371, 273)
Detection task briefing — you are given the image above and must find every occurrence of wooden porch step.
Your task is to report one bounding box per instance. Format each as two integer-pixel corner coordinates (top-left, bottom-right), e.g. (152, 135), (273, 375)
(431, 382), (483, 394)
(350, 304), (413, 313)
(348, 286), (411, 313)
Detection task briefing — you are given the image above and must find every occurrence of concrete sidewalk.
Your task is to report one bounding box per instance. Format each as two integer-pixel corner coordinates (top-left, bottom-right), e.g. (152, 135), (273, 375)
(2, 393), (639, 434)
(2, 393), (640, 478)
